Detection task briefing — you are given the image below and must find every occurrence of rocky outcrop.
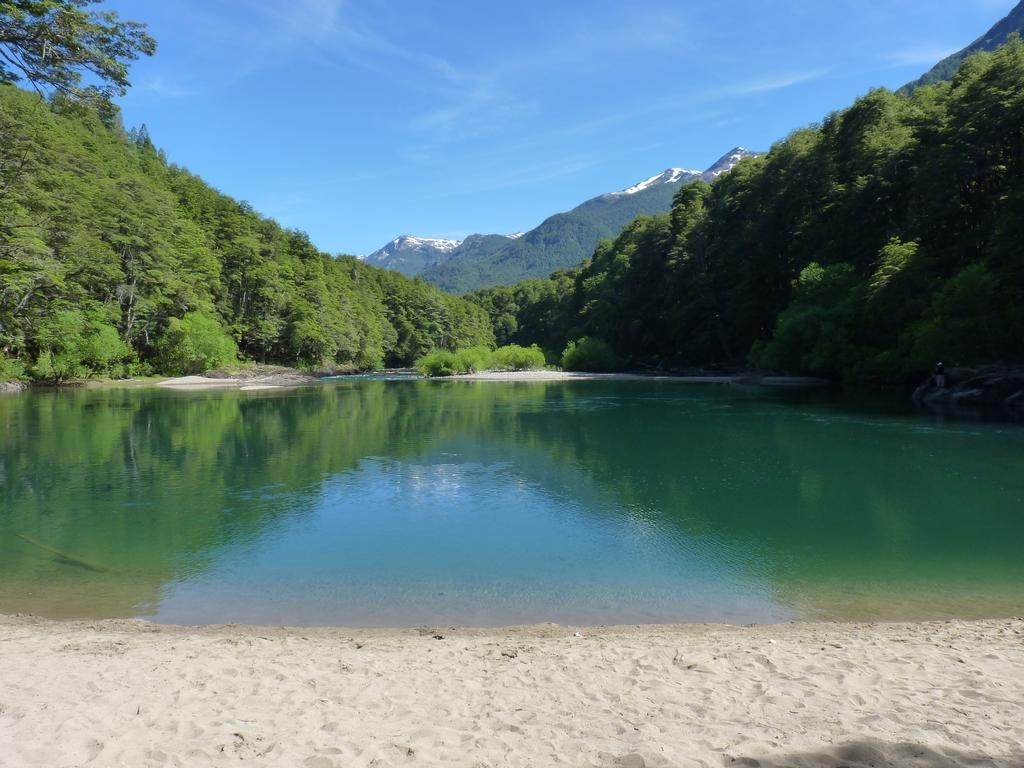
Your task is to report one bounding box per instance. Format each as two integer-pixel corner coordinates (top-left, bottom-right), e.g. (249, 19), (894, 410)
(1, 380), (27, 394)
(913, 367), (1024, 419)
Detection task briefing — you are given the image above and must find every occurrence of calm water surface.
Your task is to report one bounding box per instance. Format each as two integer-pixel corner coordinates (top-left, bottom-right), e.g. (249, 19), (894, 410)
(1, 380), (1022, 626)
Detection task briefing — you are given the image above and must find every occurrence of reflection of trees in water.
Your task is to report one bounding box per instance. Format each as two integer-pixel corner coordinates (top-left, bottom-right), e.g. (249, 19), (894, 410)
(1, 382), (1022, 618)
(501, 384), (1024, 584)
(0, 381), (563, 615)
(0, 384), (400, 614)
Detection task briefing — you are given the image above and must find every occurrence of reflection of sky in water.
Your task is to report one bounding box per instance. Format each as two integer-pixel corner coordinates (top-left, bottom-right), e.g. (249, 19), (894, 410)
(154, 456), (792, 627)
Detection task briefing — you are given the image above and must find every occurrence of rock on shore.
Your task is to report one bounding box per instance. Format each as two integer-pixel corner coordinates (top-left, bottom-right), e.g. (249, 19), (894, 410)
(913, 366), (1024, 418)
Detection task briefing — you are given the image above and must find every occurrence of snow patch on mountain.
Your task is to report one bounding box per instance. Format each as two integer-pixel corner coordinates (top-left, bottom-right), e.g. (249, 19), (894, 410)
(364, 146), (762, 279)
(363, 235), (464, 275)
(609, 168), (702, 197)
(704, 147), (754, 178)
(389, 235), (462, 252)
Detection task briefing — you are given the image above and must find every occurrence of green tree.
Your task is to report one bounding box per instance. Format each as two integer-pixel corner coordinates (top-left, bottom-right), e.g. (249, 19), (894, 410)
(156, 311), (237, 374)
(29, 308), (131, 381)
(561, 337), (621, 372)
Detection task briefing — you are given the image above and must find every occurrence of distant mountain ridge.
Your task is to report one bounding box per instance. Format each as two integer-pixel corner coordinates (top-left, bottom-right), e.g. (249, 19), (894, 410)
(366, 147), (758, 293)
(362, 235), (461, 278)
(900, 0), (1024, 93)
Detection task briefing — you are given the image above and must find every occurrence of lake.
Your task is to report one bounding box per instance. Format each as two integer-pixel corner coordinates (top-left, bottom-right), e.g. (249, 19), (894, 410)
(1, 379), (1022, 626)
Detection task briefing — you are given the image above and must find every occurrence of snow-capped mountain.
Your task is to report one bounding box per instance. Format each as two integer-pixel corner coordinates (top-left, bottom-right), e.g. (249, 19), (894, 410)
(364, 236), (462, 277)
(367, 146), (761, 291)
(703, 147), (753, 178)
(608, 168), (702, 197)
(603, 148), (754, 197)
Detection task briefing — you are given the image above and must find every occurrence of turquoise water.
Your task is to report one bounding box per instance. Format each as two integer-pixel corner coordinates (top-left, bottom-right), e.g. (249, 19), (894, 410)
(1, 380), (1022, 626)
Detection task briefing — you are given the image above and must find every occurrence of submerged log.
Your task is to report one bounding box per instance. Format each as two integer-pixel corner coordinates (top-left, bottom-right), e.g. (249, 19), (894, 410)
(16, 533), (111, 573)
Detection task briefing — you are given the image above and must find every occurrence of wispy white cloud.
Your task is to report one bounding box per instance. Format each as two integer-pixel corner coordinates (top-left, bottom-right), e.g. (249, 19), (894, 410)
(717, 69), (829, 97)
(158, 0), (704, 144)
(223, 0), (348, 50)
(418, 154), (599, 201)
(410, 85), (537, 140)
(404, 3), (702, 142)
(238, 1), (518, 139)
(179, 0), (382, 88)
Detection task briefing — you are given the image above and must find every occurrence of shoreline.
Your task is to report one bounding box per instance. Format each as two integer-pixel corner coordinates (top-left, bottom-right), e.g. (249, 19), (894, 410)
(150, 369), (833, 390)
(1, 368), (834, 392)
(447, 370), (831, 385)
(3, 613), (1021, 766)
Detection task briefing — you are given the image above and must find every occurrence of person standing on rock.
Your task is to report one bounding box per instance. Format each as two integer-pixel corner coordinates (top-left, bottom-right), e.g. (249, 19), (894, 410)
(935, 362), (946, 388)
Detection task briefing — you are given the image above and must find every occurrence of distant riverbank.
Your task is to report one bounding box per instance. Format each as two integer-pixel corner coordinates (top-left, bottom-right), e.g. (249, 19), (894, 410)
(448, 370), (831, 385)
(2, 368), (830, 394)
(1, 614), (1020, 768)
(149, 368), (832, 389)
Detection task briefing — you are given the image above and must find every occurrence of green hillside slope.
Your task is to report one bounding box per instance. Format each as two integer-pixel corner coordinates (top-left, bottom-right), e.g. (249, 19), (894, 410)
(0, 86), (493, 383)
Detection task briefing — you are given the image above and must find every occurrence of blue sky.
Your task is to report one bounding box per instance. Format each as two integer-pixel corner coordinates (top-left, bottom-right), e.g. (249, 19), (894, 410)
(106, 0), (1014, 256)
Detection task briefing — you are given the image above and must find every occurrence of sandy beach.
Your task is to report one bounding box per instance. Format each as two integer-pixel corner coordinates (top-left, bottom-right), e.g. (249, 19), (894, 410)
(152, 369), (831, 389)
(1, 616), (1021, 767)
(155, 371), (321, 391)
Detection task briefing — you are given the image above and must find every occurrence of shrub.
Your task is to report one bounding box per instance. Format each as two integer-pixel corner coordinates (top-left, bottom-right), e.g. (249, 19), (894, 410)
(490, 343), (546, 371)
(416, 343), (547, 376)
(455, 346), (493, 373)
(156, 311), (238, 374)
(415, 349), (462, 377)
(31, 348), (83, 382)
(560, 337), (622, 372)
(29, 310), (133, 382)
(0, 355), (26, 382)
(81, 322), (134, 377)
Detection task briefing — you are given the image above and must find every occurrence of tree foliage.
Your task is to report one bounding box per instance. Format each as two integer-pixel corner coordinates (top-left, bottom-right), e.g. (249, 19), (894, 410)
(156, 311), (238, 374)
(560, 337), (622, 373)
(0, 0), (156, 110)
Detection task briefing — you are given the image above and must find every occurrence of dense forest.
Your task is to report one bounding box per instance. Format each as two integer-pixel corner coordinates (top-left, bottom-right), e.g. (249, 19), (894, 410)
(0, 86), (493, 382)
(470, 40), (1024, 384)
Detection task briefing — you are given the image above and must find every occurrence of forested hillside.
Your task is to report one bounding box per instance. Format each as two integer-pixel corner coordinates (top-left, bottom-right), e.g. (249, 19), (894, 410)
(471, 41), (1024, 383)
(0, 86), (493, 382)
